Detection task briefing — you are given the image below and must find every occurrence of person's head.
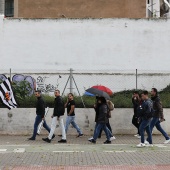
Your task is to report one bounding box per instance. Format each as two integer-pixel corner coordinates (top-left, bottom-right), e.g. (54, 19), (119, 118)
(97, 97), (106, 104)
(54, 90), (60, 97)
(68, 93), (74, 101)
(34, 90), (41, 98)
(133, 91), (139, 98)
(141, 90), (149, 100)
(151, 88), (158, 97)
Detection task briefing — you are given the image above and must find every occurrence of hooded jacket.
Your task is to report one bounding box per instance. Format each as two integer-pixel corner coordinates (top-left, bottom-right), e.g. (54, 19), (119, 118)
(151, 95), (164, 119)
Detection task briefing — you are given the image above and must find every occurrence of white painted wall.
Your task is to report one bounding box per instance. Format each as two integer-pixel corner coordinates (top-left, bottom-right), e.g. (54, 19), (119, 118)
(0, 17), (170, 72)
(0, 108), (170, 136)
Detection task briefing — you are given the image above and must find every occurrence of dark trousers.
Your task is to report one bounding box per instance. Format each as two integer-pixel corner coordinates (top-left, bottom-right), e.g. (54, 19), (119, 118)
(98, 119), (112, 138)
(32, 115), (50, 139)
(132, 115), (140, 135)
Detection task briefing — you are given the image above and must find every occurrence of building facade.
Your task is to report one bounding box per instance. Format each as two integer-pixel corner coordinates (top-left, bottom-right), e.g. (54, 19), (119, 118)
(3, 0), (146, 18)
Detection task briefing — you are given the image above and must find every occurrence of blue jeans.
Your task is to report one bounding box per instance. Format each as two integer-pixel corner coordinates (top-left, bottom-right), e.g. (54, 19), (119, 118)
(32, 115), (50, 139)
(93, 123), (110, 141)
(139, 118), (152, 144)
(65, 116), (82, 134)
(149, 117), (170, 140)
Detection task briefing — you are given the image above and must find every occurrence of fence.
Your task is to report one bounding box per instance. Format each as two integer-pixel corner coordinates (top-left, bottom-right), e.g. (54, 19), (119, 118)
(1, 68), (170, 95)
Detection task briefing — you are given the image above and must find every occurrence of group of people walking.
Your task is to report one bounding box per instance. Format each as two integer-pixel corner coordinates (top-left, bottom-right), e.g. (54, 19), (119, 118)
(28, 90), (83, 143)
(28, 87), (170, 147)
(132, 88), (170, 147)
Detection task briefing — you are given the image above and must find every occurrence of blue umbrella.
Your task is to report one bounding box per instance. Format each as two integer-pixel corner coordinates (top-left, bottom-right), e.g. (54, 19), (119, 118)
(84, 91), (95, 96)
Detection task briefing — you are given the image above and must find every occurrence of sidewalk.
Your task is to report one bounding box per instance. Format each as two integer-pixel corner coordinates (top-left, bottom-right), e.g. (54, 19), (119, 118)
(0, 134), (170, 170)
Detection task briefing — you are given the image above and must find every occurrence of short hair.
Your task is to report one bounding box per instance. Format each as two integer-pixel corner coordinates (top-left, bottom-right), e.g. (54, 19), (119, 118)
(55, 90), (60, 94)
(68, 93), (74, 97)
(133, 91), (139, 95)
(152, 88), (158, 95)
(35, 90), (41, 94)
(141, 90), (148, 95)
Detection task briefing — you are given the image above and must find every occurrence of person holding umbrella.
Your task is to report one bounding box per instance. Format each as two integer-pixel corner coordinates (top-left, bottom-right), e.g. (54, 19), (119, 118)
(89, 97), (111, 144)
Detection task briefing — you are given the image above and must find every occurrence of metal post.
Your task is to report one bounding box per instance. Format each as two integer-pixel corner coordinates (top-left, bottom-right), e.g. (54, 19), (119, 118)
(151, 0), (153, 17)
(10, 68), (11, 81)
(70, 68), (73, 93)
(136, 69), (138, 90)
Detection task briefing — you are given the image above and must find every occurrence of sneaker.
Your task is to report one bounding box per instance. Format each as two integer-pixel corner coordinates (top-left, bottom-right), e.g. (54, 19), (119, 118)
(88, 137), (93, 140)
(28, 137), (35, 140)
(145, 143), (153, 147)
(137, 136), (141, 139)
(58, 139), (67, 143)
(88, 139), (96, 144)
(104, 140), (111, 144)
(164, 139), (170, 144)
(136, 143), (145, 147)
(52, 134), (55, 140)
(134, 134), (139, 137)
(144, 140), (149, 145)
(42, 138), (51, 143)
(110, 136), (116, 141)
(77, 134), (83, 137)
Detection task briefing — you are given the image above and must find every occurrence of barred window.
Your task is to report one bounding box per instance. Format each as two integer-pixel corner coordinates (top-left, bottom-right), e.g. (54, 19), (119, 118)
(5, 0), (14, 17)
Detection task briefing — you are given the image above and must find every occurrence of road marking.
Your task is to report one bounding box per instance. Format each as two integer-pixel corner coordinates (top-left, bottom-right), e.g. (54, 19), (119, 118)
(13, 148), (25, 153)
(53, 151), (84, 153)
(154, 144), (167, 148)
(0, 145), (30, 147)
(104, 150), (136, 153)
(0, 149), (7, 152)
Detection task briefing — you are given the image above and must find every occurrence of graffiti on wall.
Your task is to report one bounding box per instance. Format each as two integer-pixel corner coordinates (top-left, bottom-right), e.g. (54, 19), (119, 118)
(36, 76), (56, 93)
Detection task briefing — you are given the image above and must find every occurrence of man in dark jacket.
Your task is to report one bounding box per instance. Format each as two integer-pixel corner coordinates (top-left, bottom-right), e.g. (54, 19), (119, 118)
(88, 97), (111, 144)
(42, 90), (66, 143)
(137, 90), (153, 147)
(132, 91), (141, 138)
(146, 88), (170, 144)
(28, 90), (51, 140)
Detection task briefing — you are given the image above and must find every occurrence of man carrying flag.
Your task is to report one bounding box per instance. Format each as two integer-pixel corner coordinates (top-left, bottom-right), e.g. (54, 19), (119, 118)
(0, 78), (17, 109)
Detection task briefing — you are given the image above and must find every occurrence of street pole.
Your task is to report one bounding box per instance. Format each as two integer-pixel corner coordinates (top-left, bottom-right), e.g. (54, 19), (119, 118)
(70, 68), (73, 93)
(136, 69), (138, 90)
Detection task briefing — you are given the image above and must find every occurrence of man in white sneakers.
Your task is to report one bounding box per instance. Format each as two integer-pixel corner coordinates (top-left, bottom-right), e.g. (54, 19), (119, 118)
(145, 88), (170, 145)
(42, 90), (67, 143)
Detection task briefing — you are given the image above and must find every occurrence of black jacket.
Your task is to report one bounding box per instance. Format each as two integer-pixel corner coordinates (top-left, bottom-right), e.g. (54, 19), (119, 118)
(151, 95), (163, 119)
(95, 103), (108, 124)
(36, 96), (45, 118)
(53, 96), (65, 117)
(132, 97), (140, 116)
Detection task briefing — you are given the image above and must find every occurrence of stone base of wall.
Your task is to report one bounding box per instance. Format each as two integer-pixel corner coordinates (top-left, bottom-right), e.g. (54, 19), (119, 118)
(0, 108), (170, 135)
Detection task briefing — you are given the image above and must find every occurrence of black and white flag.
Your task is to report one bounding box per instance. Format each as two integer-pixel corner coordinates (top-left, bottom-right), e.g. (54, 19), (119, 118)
(0, 78), (17, 109)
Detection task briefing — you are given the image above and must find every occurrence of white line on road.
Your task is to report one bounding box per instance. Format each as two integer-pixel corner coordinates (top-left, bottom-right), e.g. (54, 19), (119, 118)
(13, 148), (25, 153)
(0, 149), (7, 152)
(53, 151), (84, 153)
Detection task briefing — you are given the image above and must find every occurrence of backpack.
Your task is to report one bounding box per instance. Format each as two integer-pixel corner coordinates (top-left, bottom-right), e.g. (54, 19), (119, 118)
(106, 100), (114, 118)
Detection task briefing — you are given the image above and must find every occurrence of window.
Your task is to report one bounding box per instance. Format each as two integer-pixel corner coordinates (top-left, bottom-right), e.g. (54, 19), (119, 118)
(5, 0), (14, 17)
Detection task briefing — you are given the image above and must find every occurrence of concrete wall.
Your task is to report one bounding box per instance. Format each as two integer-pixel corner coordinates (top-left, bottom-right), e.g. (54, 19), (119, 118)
(0, 108), (170, 135)
(14, 0), (146, 18)
(1, 17), (170, 72)
(0, 0), (4, 14)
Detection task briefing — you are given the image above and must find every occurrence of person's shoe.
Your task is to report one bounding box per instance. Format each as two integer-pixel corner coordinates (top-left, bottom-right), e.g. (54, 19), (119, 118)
(164, 139), (170, 144)
(28, 137), (35, 140)
(134, 134), (139, 137)
(58, 139), (67, 143)
(88, 139), (96, 144)
(52, 134), (55, 140)
(77, 134), (83, 137)
(145, 143), (153, 147)
(104, 140), (111, 144)
(144, 140), (149, 145)
(88, 137), (93, 140)
(110, 136), (116, 141)
(42, 138), (51, 143)
(136, 143), (145, 147)
(137, 136), (141, 139)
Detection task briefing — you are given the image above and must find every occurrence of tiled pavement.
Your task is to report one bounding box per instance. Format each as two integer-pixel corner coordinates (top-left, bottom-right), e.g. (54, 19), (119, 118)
(0, 134), (170, 170)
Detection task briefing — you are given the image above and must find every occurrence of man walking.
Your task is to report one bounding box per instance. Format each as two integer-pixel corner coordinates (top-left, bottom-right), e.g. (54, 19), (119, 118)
(137, 90), (153, 147)
(28, 90), (51, 140)
(132, 91), (141, 138)
(146, 88), (170, 144)
(42, 90), (67, 143)
(65, 93), (83, 137)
